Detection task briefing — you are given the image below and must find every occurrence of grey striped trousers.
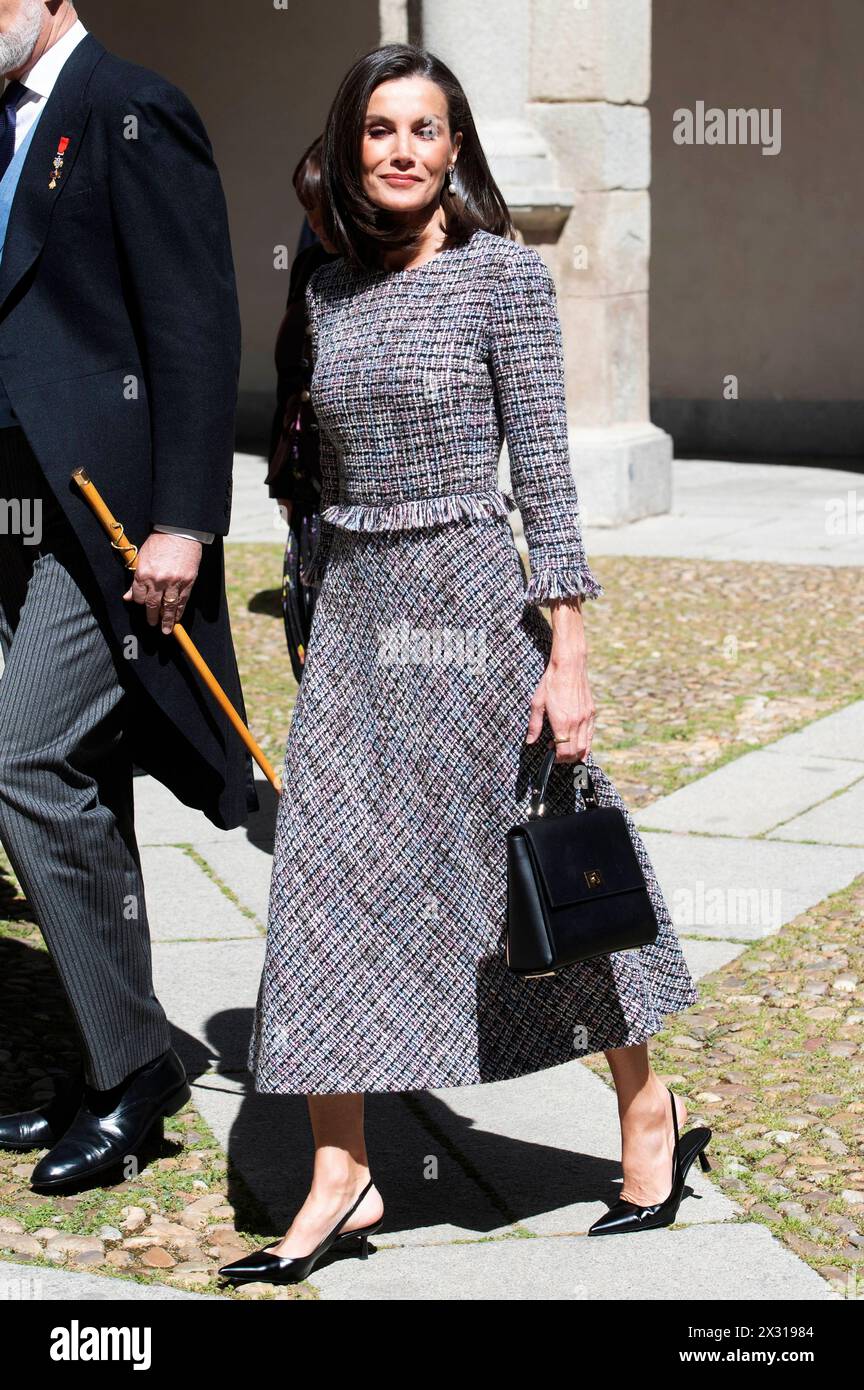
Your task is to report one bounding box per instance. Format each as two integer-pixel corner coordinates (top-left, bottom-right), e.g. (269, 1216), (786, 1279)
(0, 425), (171, 1089)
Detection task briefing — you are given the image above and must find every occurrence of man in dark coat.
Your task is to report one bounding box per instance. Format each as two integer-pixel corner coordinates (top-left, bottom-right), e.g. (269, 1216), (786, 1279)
(0, 1), (259, 1190)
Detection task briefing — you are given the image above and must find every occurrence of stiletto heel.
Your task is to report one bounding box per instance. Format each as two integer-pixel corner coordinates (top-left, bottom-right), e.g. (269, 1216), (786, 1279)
(331, 1215), (383, 1260)
(588, 1088), (712, 1236)
(218, 1178), (382, 1285)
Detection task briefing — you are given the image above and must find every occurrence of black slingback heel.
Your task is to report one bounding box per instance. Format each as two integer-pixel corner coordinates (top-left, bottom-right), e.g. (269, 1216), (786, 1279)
(588, 1087), (711, 1236)
(218, 1177), (382, 1284)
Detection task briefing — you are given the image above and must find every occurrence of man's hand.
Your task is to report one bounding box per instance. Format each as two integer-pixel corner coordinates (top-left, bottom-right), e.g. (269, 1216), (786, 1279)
(122, 532), (202, 635)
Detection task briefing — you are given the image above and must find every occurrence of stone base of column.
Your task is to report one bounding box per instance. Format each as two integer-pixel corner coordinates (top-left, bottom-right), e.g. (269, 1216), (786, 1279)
(567, 421), (673, 525)
(500, 420), (672, 541)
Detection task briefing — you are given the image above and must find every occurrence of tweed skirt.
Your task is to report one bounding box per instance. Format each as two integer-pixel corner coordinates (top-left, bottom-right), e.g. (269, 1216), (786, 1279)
(246, 515), (698, 1094)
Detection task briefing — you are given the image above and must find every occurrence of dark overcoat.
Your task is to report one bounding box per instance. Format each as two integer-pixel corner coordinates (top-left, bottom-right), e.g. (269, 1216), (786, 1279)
(0, 33), (259, 829)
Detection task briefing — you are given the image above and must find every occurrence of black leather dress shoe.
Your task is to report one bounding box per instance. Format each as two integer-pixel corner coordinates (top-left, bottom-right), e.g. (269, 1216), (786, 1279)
(218, 1178), (383, 1286)
(0, 1074), (85, 1153)
(588, 1087), (712, 1236)
(28, 1048), (191, 1193)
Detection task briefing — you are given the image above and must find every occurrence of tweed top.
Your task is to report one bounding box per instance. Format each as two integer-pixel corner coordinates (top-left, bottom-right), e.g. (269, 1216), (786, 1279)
(303, 226), (603, 605)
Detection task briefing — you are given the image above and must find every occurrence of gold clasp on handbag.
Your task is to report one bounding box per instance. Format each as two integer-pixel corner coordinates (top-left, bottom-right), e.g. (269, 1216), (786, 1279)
(583, 868), (603, 888)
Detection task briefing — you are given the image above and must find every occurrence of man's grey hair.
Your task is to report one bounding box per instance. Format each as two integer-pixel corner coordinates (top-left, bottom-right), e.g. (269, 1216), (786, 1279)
(0, 0), (47, 79)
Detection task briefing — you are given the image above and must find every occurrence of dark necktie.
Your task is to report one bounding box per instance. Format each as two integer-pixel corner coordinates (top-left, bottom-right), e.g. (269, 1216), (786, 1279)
(0, 81), (27, 184)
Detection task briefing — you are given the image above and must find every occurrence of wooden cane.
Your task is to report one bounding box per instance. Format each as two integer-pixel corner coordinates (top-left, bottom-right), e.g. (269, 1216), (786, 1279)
(70, 467), (282, 795)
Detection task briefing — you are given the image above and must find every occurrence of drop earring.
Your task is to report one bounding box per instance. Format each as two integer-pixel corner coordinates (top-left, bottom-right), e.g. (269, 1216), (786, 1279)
(447, 163), (456, 194)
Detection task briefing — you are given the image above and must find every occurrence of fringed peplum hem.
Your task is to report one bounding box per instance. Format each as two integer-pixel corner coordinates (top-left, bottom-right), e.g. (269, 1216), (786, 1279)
(320, 486), (517, 533)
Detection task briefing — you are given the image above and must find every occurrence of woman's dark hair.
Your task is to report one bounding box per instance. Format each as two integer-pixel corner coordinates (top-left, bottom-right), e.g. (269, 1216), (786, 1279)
(292, 135), (324, 212)
(318, 43), (516, 270)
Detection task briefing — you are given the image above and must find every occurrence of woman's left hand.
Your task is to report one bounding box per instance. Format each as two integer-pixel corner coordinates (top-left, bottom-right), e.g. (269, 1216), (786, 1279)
(525, 596), (596, 761)
(525, 656), (596, 762)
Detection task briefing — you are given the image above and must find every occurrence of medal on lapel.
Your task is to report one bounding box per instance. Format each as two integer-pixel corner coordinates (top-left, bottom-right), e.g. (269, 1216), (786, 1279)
(48, 136), (70, 189)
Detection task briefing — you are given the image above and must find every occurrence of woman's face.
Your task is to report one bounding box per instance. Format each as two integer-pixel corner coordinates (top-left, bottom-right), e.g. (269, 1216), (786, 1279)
(360, 75), (461, 217)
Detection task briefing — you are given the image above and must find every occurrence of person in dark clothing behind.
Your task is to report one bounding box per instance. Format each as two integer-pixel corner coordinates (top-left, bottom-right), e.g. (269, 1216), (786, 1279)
(266, 137), (339, 681)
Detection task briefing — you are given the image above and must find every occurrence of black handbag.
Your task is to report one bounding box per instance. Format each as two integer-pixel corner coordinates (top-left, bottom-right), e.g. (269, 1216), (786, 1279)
(505, 747), (660, 978)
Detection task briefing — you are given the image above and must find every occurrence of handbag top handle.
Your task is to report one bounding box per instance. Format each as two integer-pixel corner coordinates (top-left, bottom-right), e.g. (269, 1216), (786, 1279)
(529, 746), (600, 819)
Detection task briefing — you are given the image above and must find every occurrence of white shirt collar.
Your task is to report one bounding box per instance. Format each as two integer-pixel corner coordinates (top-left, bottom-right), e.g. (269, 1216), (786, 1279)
(14, 18), (89, 102)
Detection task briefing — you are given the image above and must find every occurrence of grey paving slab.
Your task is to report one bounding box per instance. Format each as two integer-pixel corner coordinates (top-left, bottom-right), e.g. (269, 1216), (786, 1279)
(152, 938), (733, 1250)
(585, 513), (773, 557)
(133, 772), (278, 848)
(151, 935), (735, 1249)
(0, 1260), (221, 1300)
(151, 937), (265, 1074)
(225, 453), (288, 544)
(141, 847), (259, 941)
(581, 459), (864, 567)
(410, 1063), (735, 1240)
(184, 1065), (733, 1253)
(764, 700), (864, 762)
(195, 838), (273, 924)
(309, 1221), (838, 1301)
(767, 777), (864, 847)
(686, 519), (860, 566)
(640, 831), (863, 938)
(634, 752), (862, 836)
(188, 1074), (511, 1245)
(680, 935), (746, 980)
(151, 937), (507, 1248)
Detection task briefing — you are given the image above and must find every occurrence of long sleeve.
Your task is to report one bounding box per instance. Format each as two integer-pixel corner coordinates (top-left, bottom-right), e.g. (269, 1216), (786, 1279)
(487, 248), (603, 606)
(107, 80), (241, 537)
(300, 273), (339, 586)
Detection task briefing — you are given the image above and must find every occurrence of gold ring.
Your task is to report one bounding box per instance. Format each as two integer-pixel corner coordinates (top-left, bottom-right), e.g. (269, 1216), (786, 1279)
(553, 736), (570, 744)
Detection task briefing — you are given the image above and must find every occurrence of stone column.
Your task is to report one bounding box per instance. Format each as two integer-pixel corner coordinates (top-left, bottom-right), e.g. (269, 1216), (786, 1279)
(408, 0), (672, 524)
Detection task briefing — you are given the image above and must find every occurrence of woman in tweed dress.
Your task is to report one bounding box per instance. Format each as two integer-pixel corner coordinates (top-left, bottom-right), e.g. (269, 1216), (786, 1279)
(229, 45), (705, 1285)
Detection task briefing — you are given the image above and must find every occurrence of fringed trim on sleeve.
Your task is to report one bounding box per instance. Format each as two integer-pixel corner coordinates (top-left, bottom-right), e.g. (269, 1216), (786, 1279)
(320, 487), (516, 533)
(523, 563), (605, 605)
